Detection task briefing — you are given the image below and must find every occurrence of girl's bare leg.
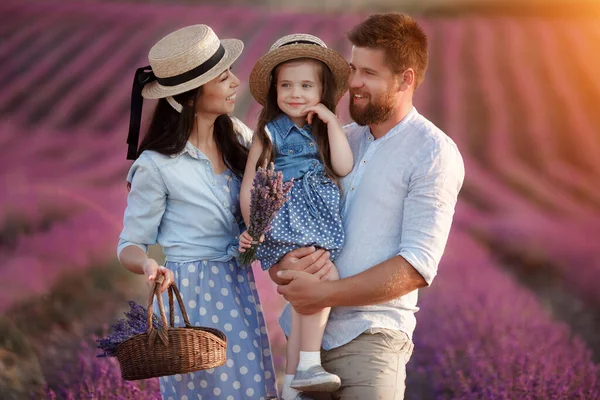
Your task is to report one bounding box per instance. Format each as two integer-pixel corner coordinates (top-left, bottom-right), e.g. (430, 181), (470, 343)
(290, 266), (341, 392)
(282, 308), (302, 400)
(285, 307), (301, 375)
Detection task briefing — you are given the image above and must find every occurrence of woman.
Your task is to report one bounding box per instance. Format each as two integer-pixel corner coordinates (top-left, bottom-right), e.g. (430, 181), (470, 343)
(117, 25), (277, 399)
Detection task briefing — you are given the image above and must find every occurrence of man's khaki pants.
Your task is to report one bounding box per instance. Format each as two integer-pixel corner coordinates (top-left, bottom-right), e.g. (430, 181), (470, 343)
(308, 329), (414, 400)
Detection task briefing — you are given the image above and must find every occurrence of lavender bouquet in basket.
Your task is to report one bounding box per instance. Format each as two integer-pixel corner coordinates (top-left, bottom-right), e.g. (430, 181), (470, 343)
(96, 301), (161, 358)
(239, 162), (294, 266)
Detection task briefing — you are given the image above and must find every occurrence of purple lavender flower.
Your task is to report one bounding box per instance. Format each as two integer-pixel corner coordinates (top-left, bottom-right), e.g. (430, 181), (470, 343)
(37, 340), (161, 398)
(96, 301), (161, 358)
(239, 162), (293, 266)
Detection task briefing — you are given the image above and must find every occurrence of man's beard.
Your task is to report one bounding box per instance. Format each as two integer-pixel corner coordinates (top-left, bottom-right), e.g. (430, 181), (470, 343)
(349, 89), (395, 126)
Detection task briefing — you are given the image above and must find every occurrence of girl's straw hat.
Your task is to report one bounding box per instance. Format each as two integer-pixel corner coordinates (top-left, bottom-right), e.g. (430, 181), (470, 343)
(249, 33), (349, 106)
(127, 25), (243, 160)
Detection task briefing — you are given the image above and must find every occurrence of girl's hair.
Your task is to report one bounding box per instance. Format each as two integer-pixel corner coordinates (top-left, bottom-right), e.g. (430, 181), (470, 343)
(138, 87), (248, 177)
(254, 58), (339, 184)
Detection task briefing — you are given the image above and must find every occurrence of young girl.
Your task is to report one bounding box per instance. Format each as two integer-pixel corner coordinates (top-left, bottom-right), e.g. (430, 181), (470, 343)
(118, 25), (277, 399)
(239, 34), (352, 400)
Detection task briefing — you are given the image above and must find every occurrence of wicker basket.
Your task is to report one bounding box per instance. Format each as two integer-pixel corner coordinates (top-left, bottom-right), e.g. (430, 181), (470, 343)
(115, 276), (227, 380)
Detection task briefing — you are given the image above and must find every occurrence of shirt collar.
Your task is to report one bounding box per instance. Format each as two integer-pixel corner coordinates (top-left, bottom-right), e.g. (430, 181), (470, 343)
(272, 113), (312, 140)
(170, 141), (209, 160)
(365, 106), (419, 143)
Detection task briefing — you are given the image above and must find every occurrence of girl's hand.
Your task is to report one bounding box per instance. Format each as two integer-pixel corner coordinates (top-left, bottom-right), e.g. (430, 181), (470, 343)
(143, 258), (174, 293)
(304, 103), (337, 125)
(238, 230), (253, 252)
(238, 230), (264, 252)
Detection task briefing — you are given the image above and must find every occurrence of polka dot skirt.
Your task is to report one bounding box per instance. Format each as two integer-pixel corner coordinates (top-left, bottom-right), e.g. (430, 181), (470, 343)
(155, 259), (278, 399)
(256, 172), (344, 270)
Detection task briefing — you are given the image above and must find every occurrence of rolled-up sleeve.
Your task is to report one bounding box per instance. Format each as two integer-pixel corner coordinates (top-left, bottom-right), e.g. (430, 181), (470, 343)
(117, 153), (168, 259)
(398, 140), (465, 285)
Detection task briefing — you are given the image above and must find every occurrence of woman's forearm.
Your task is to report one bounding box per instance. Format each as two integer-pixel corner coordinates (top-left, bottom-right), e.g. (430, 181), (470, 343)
(119, 245), (150, 275)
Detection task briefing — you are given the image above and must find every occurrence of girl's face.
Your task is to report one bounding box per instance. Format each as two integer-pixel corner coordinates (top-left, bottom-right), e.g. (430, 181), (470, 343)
(275, 60), (323, 127)
(196, 67), (240, 116)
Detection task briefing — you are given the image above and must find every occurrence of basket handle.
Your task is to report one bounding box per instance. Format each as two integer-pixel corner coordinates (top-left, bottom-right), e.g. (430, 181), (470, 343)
(167, 283), (194, 328)
(146, 275), (170, 347)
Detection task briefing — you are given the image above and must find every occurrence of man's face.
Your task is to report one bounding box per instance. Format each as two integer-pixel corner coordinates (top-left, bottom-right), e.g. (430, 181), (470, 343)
(348, 46), (398, 126)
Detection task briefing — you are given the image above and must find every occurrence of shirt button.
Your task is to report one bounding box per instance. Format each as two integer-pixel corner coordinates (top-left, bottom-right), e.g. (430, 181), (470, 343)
(289, 150), (294, 154)
(351, 186), (355, 191)
(223, 202), (228, 207)
(309, 142), (314, 147)
(362, 160), (366, 165)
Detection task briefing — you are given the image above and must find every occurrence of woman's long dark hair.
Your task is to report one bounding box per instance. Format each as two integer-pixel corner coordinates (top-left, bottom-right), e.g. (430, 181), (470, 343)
(254, 59), (339, 185)
(137, 87), (248, 177)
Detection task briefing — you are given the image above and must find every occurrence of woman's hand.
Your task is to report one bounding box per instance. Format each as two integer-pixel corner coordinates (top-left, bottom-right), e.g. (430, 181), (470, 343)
(304, 103), (338, 125)
(143, 258), (174, 293)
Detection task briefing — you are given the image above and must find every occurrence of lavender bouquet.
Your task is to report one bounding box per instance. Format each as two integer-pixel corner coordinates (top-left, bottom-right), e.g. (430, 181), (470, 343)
(239, 162), (294, 266)
(96, 301), (161, 358)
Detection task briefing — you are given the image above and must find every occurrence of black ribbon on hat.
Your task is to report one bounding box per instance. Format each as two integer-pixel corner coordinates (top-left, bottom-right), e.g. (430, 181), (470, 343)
(280, 40), (321, 47)
(126, 44), (226, 160)
(127, 66), (155, 160)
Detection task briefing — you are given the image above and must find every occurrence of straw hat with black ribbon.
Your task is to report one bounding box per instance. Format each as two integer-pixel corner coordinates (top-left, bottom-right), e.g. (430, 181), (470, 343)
(249, 33), (350, 107)
(127, 24), (243, 160)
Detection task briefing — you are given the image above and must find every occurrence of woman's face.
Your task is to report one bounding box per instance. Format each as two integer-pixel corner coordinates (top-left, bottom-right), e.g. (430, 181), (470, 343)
(196, 67), (240, 116)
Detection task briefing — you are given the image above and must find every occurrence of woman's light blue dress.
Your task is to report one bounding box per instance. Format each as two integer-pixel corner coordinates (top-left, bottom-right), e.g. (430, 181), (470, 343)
(118, 131), (278, 400)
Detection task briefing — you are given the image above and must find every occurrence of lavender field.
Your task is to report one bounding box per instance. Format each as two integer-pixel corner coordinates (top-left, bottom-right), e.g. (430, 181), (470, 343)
(1, 0), (600, 398)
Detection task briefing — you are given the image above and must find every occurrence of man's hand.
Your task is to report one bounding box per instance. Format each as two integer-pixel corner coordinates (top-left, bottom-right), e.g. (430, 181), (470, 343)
(276, 270), (333, 314)
(268, 246), (333, 284)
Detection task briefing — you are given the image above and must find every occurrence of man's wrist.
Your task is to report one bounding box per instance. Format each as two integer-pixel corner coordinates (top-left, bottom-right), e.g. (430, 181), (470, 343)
(322, 279), (340, 308)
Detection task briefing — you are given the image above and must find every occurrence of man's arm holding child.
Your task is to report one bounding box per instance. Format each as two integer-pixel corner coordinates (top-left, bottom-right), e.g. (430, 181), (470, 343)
(277, 142), (465, 314)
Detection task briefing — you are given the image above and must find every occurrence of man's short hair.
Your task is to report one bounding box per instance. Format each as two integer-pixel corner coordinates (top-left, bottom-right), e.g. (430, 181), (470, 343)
(348, 13), (428, 88)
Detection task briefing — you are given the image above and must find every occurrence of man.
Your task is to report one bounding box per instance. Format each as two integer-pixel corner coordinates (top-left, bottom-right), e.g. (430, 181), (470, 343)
(270, 13), (465, 400)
